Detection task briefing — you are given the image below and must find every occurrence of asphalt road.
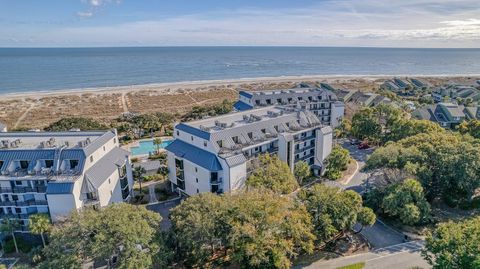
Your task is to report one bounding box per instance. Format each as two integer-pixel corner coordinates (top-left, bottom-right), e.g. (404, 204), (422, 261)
(300, 241), (429, 269)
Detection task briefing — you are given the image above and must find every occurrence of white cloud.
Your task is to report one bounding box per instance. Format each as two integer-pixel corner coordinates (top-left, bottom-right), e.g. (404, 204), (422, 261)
(77, 11), (94, 18)
(3, 0), (480, 47)
(77, 0), (121, 18)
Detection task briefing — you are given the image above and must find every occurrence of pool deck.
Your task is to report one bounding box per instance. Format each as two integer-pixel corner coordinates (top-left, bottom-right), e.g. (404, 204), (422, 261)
(122, 136), (173, 158)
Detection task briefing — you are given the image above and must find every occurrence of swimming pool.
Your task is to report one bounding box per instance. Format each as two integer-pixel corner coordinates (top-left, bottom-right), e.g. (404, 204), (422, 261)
(130, 139), (173, 156)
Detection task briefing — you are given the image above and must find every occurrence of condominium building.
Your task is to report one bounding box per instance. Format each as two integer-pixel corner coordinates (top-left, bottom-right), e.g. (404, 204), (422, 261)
(165, 106), (333, 196)
(233, 85), (345, 128)
(0, 130), (134, 230)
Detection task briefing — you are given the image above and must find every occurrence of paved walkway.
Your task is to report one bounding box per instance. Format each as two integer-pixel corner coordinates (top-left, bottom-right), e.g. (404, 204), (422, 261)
(148, 184), (158, 203)
(298, 241), (429, 269)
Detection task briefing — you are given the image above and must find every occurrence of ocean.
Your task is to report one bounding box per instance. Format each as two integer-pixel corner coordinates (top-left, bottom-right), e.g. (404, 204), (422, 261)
(1, 47), (480, 95)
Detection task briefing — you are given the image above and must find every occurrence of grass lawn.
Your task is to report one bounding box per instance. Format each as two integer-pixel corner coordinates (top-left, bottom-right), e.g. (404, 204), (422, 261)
(336, 262), (365, 269)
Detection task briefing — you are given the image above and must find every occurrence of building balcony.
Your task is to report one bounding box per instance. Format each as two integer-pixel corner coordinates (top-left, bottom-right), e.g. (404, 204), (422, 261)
(120, 177), (129, 189)
(0, 186), (47, 194)
(0, 200), (48, 207)
(210, 177), (223, 185)
(0, 213), (31, 219)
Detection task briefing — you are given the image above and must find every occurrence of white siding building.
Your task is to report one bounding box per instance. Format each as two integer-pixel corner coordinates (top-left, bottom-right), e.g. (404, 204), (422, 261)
(166, 106), (333, 196)
(0, 130), (134, 230)
(233, 85), (345, 128)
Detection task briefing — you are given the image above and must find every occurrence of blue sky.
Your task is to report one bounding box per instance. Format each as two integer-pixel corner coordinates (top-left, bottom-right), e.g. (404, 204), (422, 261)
(0, 0), (479, 47)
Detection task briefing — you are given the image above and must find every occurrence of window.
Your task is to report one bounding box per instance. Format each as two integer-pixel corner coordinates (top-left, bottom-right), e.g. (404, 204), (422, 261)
(90, 156), (94, 163)
(70, 160), (79, 169)
(274, 125), (279, 132)
(232, 136), (239, 144)
(103, 146), (106, 151)
(196, 178), (198, 183)
(191, 136), (194, 141)
(277, 98), (282, 104)
(266, 99), (272, 105)
(45, 160), (54, 168)
(247, 132), (253, 139)
(15, 181), (22, 186)
(195, 167), (198, 172)
(197, 189), (199, 193)
(108, 178), (111, 184)
(176, 130), (179, 136)
(19, 161), (29, 169)
(261, 129), (266, 134)
(86, 192), (98, 200)
(15, 208), (21, 213)
(204, 141), (207, 147)
(12, 194), (18, 201)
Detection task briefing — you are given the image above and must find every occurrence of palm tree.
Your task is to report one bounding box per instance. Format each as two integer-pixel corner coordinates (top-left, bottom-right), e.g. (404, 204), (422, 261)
(0, 218), (20, 253)
(153, 137), (163, 154)
(29, 214), (51, 248)
(133, 166), (147, 192)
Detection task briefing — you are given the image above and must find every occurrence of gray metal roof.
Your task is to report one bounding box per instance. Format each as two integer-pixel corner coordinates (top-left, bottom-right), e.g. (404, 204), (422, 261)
(84, 147), (130, 189)
(83, 131), (117, 156)
(134, 160), (161, 172)
(224, 154), (247, 167)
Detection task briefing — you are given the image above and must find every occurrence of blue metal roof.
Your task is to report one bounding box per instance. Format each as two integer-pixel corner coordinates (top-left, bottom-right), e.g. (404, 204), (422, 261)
(176, 123), (210, 140)
(239, 91), (253, 99)
(233, 101), (253, 111)
(46, 182), (74, 194)
(165, 139), (222, 171)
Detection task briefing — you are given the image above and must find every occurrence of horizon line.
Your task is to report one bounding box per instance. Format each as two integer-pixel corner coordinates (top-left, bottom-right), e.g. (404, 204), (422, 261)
(1, 45), (480, 50)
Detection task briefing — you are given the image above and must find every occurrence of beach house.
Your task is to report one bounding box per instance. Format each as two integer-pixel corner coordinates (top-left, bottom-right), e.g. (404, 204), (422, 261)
(0, 130), (134, 230)
(233, 85), (345, 128)
(412, 102), (479, 128)
(165, 106), (333, 196)
(431, 84), (480, 103)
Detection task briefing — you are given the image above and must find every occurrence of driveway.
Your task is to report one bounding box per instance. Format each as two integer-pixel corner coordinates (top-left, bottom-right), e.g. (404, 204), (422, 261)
(146, 198), (182, 230)
(327, 140), (407, 248)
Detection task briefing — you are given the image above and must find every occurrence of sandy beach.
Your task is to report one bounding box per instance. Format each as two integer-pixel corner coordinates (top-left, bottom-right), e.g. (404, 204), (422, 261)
(1, 75), (479, 130)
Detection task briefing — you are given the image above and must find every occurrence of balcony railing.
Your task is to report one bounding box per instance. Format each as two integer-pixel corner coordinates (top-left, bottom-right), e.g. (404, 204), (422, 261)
(210, 177), (223, 185)
(0, 200), (48, 207)
(0, 186), (47, 194)
(0, 213), (31, 219)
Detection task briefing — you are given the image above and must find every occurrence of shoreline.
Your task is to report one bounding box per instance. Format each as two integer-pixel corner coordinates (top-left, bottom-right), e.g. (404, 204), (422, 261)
(2, 74), (480, 100)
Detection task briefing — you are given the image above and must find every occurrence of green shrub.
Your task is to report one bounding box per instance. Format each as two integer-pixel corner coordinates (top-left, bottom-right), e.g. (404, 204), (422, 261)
(4, 236), (33, 254)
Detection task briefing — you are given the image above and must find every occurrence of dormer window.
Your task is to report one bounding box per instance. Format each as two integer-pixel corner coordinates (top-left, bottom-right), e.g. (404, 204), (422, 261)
(45, 160), (54, 168)
(217, 140), (223, 147)
(19, 161), (29, 169)
(70, 160), (79, 169)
